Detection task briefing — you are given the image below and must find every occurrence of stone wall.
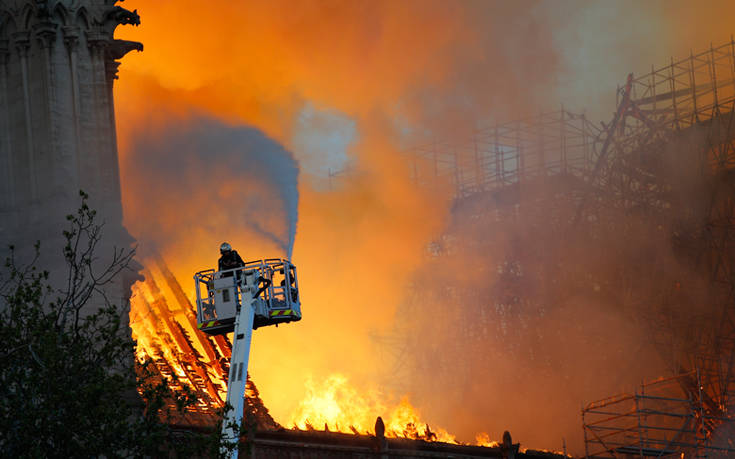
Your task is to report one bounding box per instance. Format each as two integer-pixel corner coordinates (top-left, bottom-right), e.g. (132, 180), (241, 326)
(241, 425), (562, 459)
(0, 0), (141, 309)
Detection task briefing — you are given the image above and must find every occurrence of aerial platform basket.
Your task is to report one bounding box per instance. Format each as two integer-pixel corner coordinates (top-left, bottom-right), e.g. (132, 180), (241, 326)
(194, 258), (301, 335)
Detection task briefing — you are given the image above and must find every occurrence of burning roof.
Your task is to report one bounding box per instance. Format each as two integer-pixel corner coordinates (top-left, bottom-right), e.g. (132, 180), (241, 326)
(129, 249), (278, 428)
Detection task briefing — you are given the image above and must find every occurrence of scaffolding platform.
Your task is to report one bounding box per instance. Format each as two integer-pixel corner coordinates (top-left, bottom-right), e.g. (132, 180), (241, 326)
(583, 372), (735, 459)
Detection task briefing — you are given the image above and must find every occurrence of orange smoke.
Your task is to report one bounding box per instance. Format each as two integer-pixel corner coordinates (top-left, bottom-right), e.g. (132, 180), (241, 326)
(114, 0), (559, 439)
(113, 0), (735, 452)
(113, 1), (561, 140)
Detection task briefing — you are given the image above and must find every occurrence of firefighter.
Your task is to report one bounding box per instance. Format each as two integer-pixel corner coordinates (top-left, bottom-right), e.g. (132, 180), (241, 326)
(218, 242), (245, 274)
(278, 267), (299, 302)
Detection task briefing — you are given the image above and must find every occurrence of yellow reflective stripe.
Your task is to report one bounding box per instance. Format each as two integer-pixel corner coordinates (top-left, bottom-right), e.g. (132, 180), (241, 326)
(270, 309), (293, 317)
(199, 320), (218, 328)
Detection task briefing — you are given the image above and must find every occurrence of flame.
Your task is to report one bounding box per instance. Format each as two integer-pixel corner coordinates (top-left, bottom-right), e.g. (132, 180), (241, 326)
(130, 254), (460, 437)
(288, 373), (456, 442)
(129, 254), (507, 445)
(476, 432), (500, 448)
(129, 254), (231, 421)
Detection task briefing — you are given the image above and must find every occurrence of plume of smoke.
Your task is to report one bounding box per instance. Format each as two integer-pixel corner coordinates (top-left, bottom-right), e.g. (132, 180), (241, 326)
(122, 114), (298, 262)
(387, 114), (733, 452)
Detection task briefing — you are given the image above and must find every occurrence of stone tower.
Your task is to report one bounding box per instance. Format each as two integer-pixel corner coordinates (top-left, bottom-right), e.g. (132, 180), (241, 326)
(0, 0), (141, 299)
(0, 0), (140, 246)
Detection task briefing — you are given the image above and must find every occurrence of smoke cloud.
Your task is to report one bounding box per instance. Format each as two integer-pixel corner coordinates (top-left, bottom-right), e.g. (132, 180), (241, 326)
(121, 114), (298, 261)
(391, 195), (672, 450)
(112, 0), (735, 455)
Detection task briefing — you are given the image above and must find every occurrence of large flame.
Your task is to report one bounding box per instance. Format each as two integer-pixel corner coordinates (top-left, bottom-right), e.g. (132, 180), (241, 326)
(288, 373), (456, 442)
(130, 254), (487, 443)
(130, 254), (230, 422)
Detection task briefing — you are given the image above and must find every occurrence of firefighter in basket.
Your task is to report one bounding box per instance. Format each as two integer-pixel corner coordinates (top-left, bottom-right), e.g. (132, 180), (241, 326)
(218, 242), (245, 277)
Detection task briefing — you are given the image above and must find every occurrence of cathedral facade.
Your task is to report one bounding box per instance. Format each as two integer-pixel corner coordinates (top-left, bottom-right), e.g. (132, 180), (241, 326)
(0, 0), (141, 306)
(0, 0), (139, 243)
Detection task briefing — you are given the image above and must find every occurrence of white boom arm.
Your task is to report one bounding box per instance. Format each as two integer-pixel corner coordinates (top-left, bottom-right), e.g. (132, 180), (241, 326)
(193, 259), (302, 458)
(221, 271), (259, 459)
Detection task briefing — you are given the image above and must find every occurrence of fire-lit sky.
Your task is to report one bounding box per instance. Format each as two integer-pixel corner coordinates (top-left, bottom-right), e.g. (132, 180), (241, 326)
(114, 0), (735, 452)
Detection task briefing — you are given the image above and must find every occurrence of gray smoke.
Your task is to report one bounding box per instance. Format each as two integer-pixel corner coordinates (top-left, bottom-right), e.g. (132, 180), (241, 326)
(126, 115), (299, 259)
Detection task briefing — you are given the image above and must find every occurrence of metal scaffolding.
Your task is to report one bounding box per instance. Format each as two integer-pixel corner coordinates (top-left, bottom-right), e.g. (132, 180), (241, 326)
(377, 40), (735, 458)
(583, 371), (735, 459)
(579, 39), (735, 218)
(404, 109), (599, 201)
(582, 41), (735, 458)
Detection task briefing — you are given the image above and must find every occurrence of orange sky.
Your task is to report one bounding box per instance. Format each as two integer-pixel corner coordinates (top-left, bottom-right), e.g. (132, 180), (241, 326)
(113, 0), (735, 450)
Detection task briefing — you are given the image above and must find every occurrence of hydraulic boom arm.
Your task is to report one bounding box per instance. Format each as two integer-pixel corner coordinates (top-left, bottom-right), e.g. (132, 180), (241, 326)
(193, 259), (301, 459)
